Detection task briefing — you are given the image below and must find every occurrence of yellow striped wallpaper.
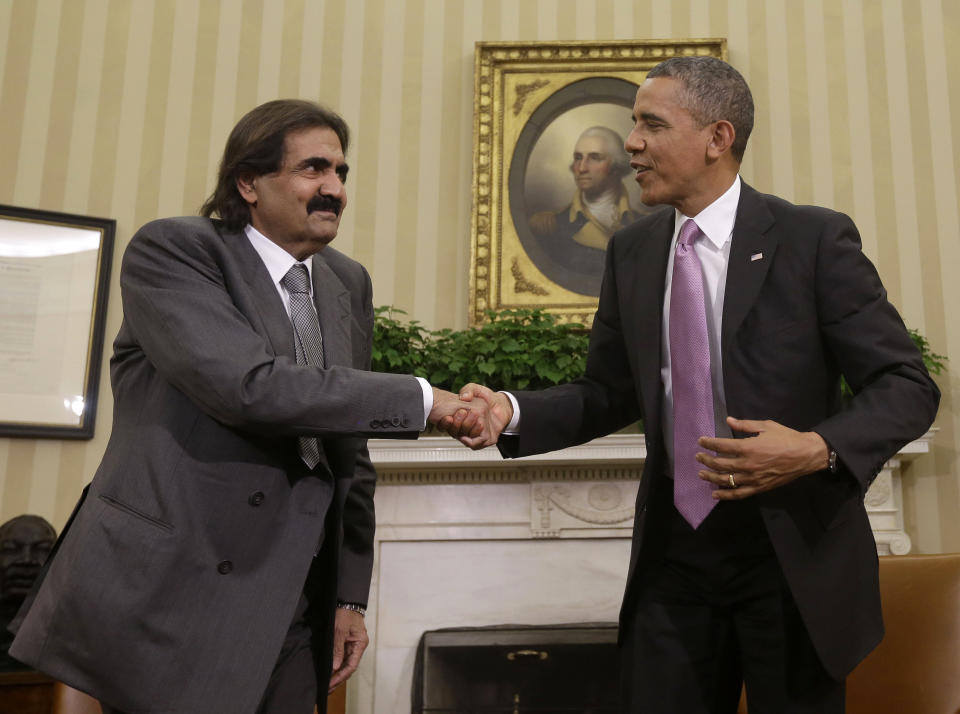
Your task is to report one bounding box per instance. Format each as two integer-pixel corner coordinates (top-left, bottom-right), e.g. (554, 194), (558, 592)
(1, 0), (958, 554)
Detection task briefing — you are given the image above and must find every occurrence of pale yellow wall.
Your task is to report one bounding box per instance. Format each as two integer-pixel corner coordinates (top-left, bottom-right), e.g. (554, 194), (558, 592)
(0, 0), (957, 552)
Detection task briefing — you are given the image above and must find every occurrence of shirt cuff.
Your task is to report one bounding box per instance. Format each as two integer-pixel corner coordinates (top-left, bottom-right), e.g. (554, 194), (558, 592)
(501, 391), (520, 434)
(416, 377), (432, 429)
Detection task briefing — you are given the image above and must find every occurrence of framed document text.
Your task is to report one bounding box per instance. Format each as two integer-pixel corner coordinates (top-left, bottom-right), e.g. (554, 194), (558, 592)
(469, 39), (726, 326)
(0, 205), (115, 439)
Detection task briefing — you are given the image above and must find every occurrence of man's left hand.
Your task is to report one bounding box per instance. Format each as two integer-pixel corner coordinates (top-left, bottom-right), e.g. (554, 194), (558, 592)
(329, 607), (369, 693)
(696, 416), (830, 499)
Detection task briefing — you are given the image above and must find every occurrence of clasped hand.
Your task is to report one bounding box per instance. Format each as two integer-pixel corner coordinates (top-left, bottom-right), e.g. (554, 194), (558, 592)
(429, 384), (513, 449)
(696, 416), (830, 499)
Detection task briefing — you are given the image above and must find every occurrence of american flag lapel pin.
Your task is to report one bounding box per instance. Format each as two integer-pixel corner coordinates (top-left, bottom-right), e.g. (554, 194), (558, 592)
(751, 251), (763, 262)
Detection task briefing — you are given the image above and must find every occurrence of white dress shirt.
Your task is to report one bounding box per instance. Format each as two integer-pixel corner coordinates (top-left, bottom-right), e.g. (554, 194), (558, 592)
(244, 225), (433, 426)
(661, 176), (741, 470)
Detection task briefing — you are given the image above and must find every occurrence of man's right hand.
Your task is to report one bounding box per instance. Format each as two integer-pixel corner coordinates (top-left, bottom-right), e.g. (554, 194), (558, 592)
(438, 383), (513, 450)
(428, 387), (489, 441)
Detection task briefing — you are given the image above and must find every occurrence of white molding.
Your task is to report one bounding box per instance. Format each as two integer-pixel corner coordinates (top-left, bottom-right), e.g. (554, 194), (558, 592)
(368, 432), (646, 468)
(368, 429), (935, 480)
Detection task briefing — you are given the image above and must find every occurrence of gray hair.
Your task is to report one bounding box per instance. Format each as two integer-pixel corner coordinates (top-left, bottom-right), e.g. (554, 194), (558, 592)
(576, 126), (632, 178)
(646, 56), (754, 162)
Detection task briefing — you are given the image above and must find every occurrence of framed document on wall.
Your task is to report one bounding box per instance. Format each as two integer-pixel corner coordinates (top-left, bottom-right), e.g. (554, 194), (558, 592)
(0, 204), (115, 439)
(469, 39), (726, 327)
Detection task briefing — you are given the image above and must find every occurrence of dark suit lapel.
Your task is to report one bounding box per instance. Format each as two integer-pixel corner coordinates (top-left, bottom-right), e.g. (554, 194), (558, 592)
(721, 183), (777, 358)
(222, 226), (296, 360)
(628, 209), (675, 411)
(310, 253), (352, 368)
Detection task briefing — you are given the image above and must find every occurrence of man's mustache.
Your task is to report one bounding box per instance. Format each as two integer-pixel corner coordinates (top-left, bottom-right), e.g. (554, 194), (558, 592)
(307, 195), (342, 216)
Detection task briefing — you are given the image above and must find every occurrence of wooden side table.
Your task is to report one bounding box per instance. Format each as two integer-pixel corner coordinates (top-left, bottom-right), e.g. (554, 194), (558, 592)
(0, 670), (55, 714)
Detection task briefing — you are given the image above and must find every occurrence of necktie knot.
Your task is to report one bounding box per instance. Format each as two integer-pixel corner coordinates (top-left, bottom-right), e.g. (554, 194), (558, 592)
(282, 263), (311, 295)
(678, 219), (701, 249)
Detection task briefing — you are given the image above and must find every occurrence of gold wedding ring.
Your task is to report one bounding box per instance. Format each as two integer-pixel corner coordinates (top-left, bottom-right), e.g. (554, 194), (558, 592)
(728, 473), (737, 488)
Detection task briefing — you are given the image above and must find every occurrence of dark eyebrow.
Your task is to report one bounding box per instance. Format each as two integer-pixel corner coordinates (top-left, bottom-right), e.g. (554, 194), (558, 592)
(298, 156), (350, 181)
(638, 111), (669, 125)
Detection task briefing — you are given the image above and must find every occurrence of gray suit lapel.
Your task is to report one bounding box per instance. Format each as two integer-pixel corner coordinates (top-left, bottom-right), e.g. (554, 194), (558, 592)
(721, 184), (777, 359)
(223, 226), (296, 360)
(310, 253), (352, 368)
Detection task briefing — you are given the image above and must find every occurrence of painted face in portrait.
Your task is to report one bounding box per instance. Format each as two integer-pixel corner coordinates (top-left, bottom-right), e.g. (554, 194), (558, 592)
(570, 134), (620, 200)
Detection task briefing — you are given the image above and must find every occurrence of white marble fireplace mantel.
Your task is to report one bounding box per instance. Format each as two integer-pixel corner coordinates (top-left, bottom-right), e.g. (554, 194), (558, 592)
(349, 431), (934, 714)
(367, 430), (933, 553)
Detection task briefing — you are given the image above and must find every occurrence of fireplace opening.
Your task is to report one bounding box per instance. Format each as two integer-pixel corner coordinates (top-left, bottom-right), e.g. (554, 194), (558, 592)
(412, 623), (619, 713)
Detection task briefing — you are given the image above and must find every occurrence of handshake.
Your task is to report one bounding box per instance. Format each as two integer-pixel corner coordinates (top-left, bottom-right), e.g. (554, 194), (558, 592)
(427, 385), (513, 449)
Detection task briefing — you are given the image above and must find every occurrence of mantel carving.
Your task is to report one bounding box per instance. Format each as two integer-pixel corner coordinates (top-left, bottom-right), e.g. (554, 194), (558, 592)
(368, 430), (936, 554)
(369, 432), (647, 478)
(532, 482), (637, 537)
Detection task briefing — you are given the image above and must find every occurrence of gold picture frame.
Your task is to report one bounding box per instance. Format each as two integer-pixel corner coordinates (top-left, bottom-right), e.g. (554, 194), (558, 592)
(469, 39), (726, 327)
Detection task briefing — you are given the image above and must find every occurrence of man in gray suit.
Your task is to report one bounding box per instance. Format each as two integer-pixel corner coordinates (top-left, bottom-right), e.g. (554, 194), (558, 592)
(10, 99), (491, 714)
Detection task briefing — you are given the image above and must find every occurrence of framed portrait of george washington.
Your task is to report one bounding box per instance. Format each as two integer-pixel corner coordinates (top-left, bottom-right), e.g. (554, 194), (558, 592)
(469, 39), (726, 327)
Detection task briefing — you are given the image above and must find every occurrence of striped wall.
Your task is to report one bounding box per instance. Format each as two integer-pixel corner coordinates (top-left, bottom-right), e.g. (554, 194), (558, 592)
(1, 0), (958, 555)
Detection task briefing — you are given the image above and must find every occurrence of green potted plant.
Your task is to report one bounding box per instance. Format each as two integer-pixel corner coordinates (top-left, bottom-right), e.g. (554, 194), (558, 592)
(372, 307), (589, 392)
(373, 306), (946, 427)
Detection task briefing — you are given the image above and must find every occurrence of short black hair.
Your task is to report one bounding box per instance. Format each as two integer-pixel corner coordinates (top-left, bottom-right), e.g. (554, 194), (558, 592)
(647, 57), (754, 162)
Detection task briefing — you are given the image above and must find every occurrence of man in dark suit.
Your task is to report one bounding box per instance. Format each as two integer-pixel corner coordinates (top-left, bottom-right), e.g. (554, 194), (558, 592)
(450, 57), (940, 713)
(10, 99), (491, 714)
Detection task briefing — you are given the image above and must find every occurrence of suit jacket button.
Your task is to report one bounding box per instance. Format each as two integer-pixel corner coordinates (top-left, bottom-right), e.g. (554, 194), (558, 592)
(391, 417), (401, 427)
(369, 419), (380, 429)
(248, 491), (265, 507)
(217, 560), (233, 575)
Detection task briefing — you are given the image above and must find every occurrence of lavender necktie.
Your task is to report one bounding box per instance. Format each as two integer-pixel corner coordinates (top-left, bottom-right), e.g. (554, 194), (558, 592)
(281, 263), (324, 469)
(670, 219), (717, 528)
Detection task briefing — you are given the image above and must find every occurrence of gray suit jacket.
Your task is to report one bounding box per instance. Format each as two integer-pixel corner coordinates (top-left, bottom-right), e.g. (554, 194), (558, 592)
(500, 184), (940, 679)
(11, 217), (423, 713)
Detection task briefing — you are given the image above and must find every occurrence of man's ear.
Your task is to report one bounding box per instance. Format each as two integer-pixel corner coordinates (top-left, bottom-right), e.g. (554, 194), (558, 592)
(236, 173), (258, 205)
(706, 120), (736, 160)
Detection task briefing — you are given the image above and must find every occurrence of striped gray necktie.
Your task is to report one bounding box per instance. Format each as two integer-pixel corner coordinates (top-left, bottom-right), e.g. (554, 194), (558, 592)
(281, 262), (324, 469)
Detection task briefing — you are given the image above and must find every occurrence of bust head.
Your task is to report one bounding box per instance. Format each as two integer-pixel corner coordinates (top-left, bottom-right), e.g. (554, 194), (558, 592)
(0, 515), (56, 609)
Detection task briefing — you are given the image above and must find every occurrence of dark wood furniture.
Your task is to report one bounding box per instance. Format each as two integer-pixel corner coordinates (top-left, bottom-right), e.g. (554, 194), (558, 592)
(0, 674), (347, 714)
(0, 670), (55, 714)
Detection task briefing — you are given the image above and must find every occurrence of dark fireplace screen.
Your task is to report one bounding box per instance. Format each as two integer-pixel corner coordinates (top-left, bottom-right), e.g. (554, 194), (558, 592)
(412, 623), (619, 713)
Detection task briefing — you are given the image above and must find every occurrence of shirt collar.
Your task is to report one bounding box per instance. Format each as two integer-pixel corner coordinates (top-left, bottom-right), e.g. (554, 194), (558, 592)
(244, 224), (314, 292)
(674, 175), (741, 250)
(569, 183), (632, 221)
